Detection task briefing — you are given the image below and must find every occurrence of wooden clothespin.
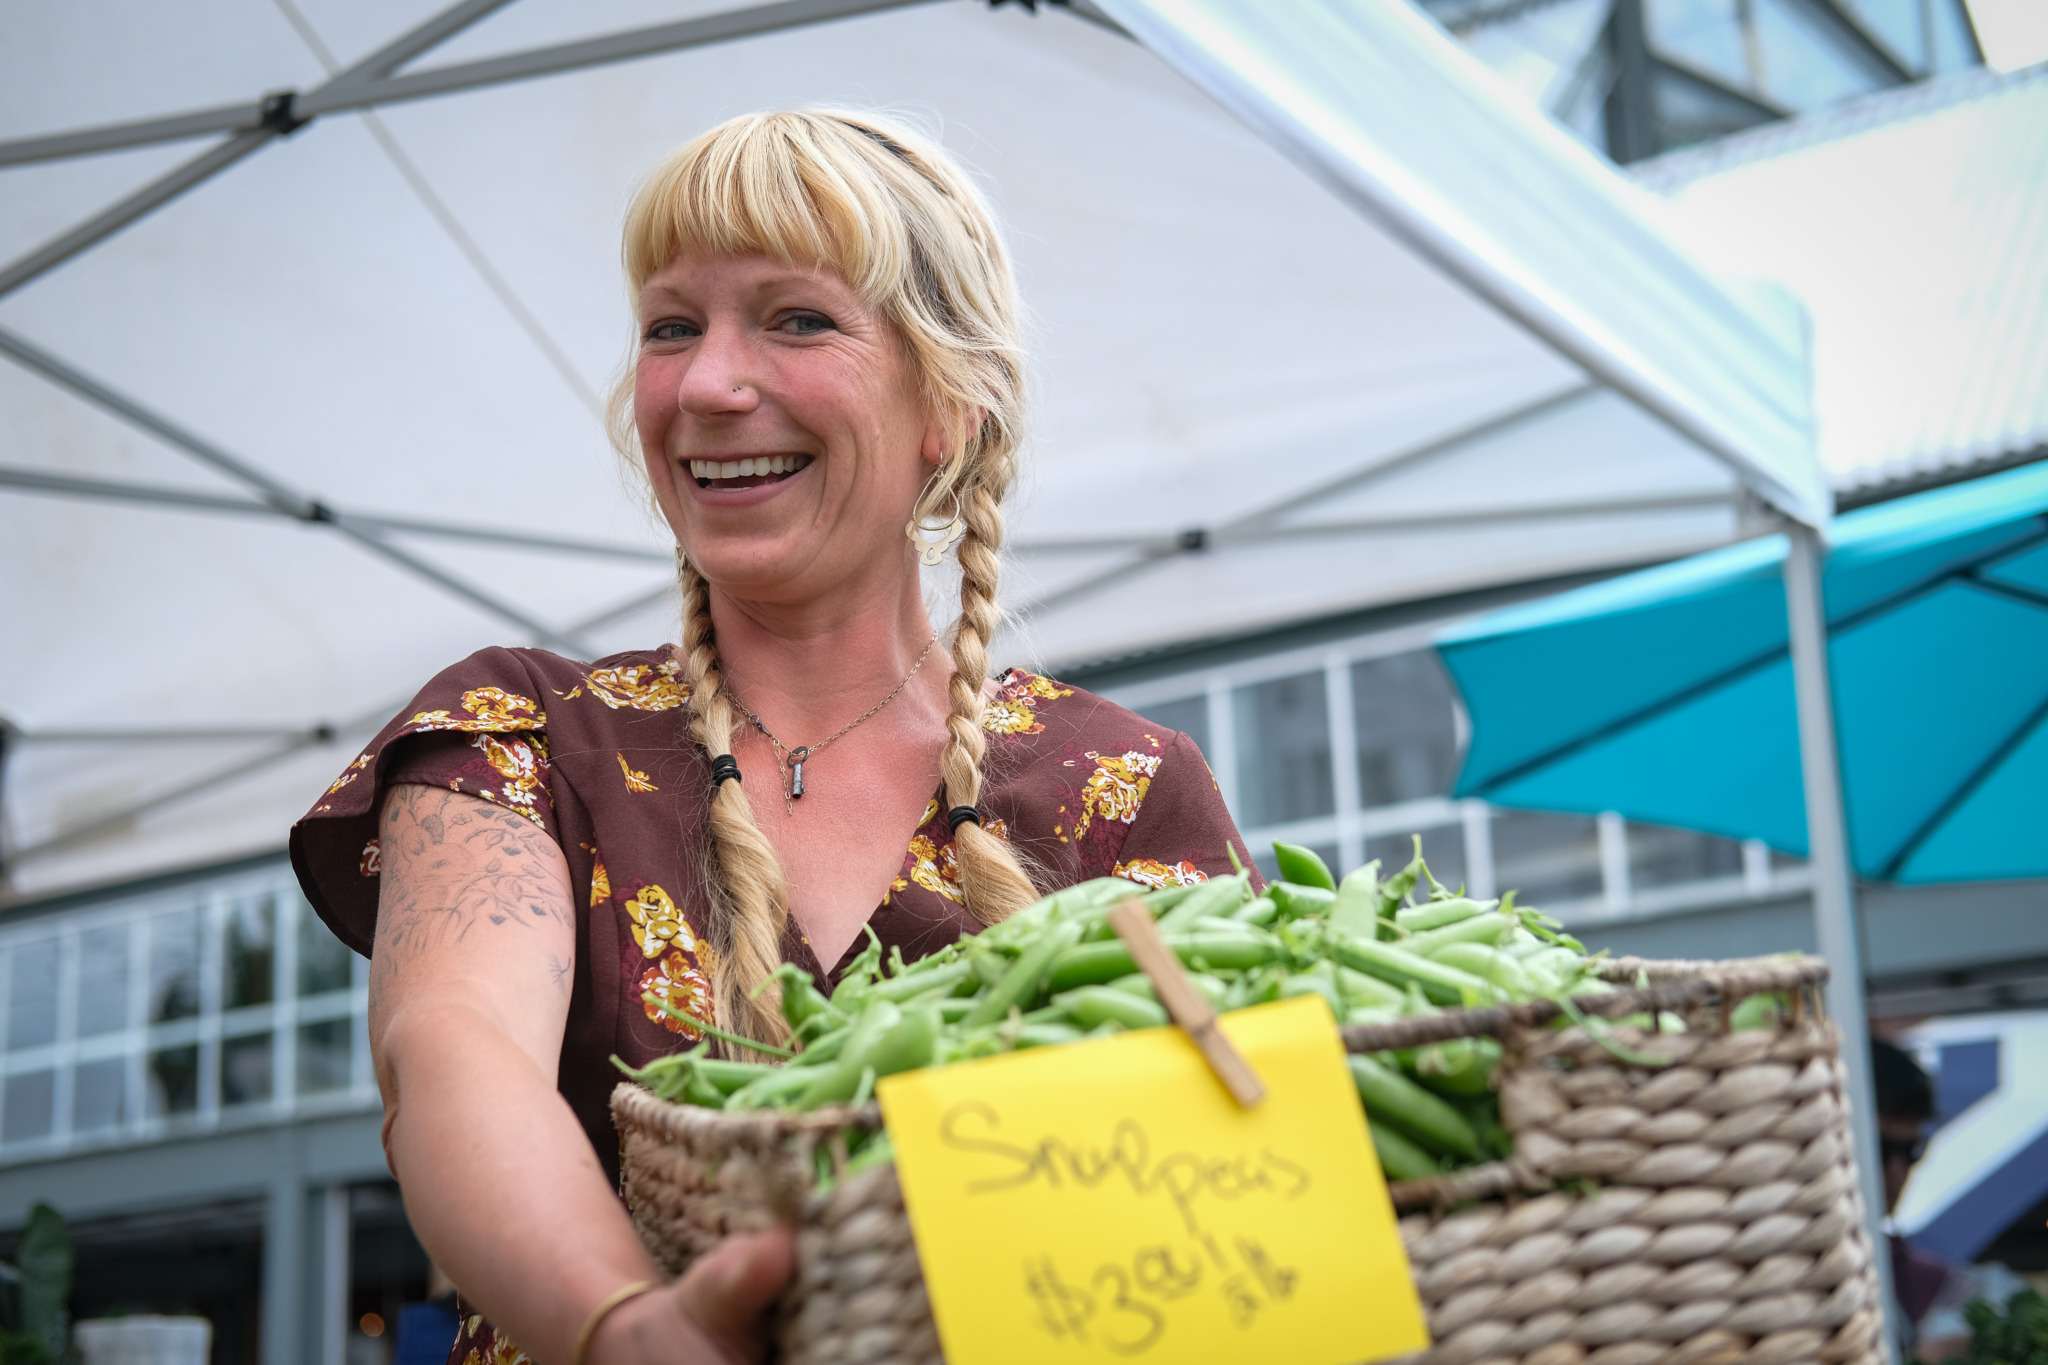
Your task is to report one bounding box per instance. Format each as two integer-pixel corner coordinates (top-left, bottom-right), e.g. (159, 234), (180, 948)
(1108, 898), (1266, 1108)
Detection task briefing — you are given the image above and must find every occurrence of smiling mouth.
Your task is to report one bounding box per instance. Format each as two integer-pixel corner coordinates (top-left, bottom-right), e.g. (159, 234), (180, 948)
(690, 454), (812, 491)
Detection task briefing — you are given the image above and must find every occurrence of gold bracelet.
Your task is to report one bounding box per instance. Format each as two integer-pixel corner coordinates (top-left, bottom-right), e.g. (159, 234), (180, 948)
(574, 1279), (657, 1365)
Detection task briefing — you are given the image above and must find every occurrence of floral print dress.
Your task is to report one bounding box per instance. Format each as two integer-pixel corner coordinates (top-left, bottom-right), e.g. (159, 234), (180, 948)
(291, 646), (1253, 1362)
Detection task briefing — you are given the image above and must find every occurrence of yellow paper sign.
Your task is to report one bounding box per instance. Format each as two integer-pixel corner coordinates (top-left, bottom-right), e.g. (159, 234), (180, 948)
(877, 995), (1430, 1365)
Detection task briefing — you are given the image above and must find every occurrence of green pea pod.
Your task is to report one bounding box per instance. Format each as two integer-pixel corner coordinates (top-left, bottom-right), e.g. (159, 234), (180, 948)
(969, 946), (1011, 990)
(1139, 882), (1202, 917)
(1054, 986), (1169, 1031)
(1105, 972), (1228, 1009)
(1044, 924), (1278, 994)
(1232, 895), (1279, 927)
(965, 918), (1086, 1026)
(1335, 965), (1405, 1011)
(1345, 1005), (1402, 1027)
(1369, 1120), (1441, 1182)
(726, 1063), (837, 1111)
(1430, 943), (1535, 998)
(1411, 1037), (1502, 1098)
(1404, 912), (1518, 957)
(796, 1024), (852, 1066)
(938, 998), (976, 1023)
(1328, 861), (1382, 938)
(1329, 933), (1497, 1006)
(1347, 1053), (1481, 1159)
(1014, 1022), (1088, 1050)
(866, 958), (973, 1003)
(829, 927), (886, 1007)
(793, 999), (901, 1108)
(766, 963), (837, 1032)
(1393, 898), (1496, 934)
(863, 1002), (942, 1077)
(1268, 883), (1337, 923)
(1155, 874), (1248, 932)
(1377, 837), (1426, 915)
(1729, 993), (1784, 1031)
(1272, 842), (1335, 890)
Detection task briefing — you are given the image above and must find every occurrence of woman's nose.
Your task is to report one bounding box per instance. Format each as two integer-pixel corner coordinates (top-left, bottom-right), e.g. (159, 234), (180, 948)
(675, 326), (759, 416)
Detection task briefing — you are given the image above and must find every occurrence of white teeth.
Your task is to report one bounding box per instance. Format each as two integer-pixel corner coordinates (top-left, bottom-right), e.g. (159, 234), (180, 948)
(689, 455), (805, 481)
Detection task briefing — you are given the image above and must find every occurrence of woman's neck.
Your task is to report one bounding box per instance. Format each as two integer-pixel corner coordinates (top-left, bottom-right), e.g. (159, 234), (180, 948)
(707, 567), (949, 737)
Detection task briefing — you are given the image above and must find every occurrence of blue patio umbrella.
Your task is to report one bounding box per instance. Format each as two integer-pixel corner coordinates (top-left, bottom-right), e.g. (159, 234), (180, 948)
(1437, 460), (2048, 883)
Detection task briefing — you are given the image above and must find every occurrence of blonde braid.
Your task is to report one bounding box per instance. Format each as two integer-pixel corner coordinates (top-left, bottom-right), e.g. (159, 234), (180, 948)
(936, 451), (1041, 926)
(676, 557), (791, 1050)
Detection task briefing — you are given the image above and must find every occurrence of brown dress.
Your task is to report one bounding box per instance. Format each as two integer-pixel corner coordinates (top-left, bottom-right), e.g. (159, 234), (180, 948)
(291, 646), (1253, 1359)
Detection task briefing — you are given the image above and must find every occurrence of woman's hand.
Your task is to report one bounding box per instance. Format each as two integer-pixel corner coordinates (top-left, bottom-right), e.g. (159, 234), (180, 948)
(590, 1229), (797, 1364)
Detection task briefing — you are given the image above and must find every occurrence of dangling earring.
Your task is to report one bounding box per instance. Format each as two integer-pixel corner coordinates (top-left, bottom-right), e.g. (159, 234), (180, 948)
(907, 498), (966, 567)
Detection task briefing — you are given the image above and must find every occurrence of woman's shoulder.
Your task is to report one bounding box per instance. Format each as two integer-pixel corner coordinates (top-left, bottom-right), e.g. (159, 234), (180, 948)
(983, 668), (1189, 764)
(398, 644), (690, 735)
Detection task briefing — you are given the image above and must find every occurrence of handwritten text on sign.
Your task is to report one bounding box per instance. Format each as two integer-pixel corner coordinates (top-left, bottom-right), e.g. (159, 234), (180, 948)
(878, 996), (1430, 1365)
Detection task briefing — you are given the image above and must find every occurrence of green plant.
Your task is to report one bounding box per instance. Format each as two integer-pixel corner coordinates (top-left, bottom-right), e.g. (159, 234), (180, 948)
(0, 1203), (70, 1365)
(1943, 1288), (2048, 1365)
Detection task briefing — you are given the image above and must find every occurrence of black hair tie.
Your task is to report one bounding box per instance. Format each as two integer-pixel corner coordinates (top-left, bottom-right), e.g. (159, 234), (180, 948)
(710, 754), (742, 788)
(946, 805), (981, 833)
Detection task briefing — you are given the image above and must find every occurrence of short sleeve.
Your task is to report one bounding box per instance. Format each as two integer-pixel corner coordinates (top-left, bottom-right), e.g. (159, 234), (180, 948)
(289, 647), (557, 957)
(1106, 730), (1263, 890)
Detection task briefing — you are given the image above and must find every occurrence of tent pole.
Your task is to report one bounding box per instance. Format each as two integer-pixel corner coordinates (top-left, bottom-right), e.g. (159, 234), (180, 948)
(1783, 520), (1897, 1358)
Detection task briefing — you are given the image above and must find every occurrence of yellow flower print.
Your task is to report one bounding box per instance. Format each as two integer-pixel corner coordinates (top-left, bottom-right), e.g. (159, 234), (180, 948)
(904, 835), (966, 904)
(980, 671), (1075, 736)
(589, 857), (610, 909)
(1071, 750), (1160, 843)
(411, 687), (545, 733)
(1113, 858), (1208, 889)
(617, 753), (658, 792)
(471, 734), (545, 826)
(580, 663), (689, 712)
(624, 883), (704, 960)
(641, 949), (713, 1038)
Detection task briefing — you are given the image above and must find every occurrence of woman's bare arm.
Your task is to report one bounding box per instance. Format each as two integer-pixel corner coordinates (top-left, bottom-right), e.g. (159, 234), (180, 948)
(372, 785), (790, 1363)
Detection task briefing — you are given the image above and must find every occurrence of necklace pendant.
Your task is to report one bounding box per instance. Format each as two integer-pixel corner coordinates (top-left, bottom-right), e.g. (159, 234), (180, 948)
(788, 745), (810, 799)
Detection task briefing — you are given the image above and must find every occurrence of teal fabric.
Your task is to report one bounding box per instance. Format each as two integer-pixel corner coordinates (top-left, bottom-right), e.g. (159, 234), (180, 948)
(1440, 461), (2048, 883)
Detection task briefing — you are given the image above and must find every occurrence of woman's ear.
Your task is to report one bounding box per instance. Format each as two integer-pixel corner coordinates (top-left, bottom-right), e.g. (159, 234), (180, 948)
(921, 406), (986, 468)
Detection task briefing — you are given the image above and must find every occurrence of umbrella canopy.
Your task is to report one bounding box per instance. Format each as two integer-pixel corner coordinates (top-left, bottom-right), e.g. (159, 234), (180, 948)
(0, 0), (1817, 899)
(1439, 460), (2048, 883)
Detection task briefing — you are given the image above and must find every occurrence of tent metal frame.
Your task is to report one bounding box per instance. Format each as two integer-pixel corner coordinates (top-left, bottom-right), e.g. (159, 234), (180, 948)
(0, 3), (1890, 1353)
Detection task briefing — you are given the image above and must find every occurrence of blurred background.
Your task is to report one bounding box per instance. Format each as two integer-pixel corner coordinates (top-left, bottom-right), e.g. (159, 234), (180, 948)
(0, 0), (2043, 1360)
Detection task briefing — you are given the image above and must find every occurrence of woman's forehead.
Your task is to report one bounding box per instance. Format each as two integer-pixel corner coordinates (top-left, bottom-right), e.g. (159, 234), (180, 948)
(641, 251), (851, 301)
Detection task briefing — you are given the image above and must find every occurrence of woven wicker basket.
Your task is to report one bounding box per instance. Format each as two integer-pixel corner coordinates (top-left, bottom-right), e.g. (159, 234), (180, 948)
(613, 953), (1881, 1365)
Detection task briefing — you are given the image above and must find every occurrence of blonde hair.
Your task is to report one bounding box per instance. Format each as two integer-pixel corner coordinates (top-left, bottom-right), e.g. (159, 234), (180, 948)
(608, 110), (1040, 1048)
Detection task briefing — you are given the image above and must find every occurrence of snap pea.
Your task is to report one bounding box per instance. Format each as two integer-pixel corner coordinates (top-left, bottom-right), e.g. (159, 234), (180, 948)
(1155, 874), (1249, 932)
(1232, 895), (1280, 927)
(1431, 943), (1535, 996)
(1335, 964), (1405, 1011)
(964, 919), (1085, 1026)
(1329, 861), (1383, 938)
(1278, 973), (1342, 1017)
(1043, 924), (1279, 993)
(1105, 972), (1226, 1010)
(1329, 933), (1497, 1006)
(1268, 883), (1336, 922)
(1348, 1054), (1482, 1159)
(866, 958), (973, 1003)
(1054, 986), (1169, 1031)
(1014, 1022), (1087, 1050)
(1272, 843), (1336, 890)
(1412, 1037), (1502, 1098)
(1394, 898), (1495, 934)
(1370, 1121), (1442, 1183)
(1404, 912), (1518, 957)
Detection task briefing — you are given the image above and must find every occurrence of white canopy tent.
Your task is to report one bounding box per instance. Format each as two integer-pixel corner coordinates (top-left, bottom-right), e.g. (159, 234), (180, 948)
(5, 0), (1895, 1347)
(0, 0), (1821, 897)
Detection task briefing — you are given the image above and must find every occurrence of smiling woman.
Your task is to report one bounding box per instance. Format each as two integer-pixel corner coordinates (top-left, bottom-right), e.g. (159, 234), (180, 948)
(288, 111), (1254, 1365)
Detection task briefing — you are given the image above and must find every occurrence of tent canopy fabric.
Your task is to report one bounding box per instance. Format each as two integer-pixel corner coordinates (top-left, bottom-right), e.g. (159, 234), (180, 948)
(0, 0), (1813, 900)
(1897, 1011), (2048, 1265)
(1439, 460), (2048, 883)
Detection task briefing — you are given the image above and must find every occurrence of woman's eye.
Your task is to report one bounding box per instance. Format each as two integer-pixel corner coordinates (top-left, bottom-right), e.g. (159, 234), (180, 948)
(643, 320), (698, 343)
(780, 311), (834, 335)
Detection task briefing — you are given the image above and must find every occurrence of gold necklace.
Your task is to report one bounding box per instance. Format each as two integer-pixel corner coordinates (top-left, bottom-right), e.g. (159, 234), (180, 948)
(729, 635), (940, 813)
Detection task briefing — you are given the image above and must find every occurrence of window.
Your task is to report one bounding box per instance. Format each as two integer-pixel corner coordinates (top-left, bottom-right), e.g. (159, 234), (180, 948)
(1233, 672), (1333, 827)
(0, 870), (375, 1165)
(1352, 653), (1459, 807)
(1629, 821), (1743, 890)
(1491, 810), (1604, 906)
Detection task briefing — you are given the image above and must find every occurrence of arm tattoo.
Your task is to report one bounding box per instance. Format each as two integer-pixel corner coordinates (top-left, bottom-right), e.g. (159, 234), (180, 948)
(375, 785), (575, 973)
